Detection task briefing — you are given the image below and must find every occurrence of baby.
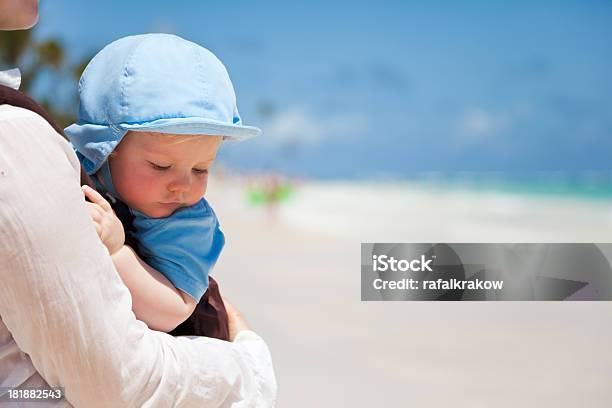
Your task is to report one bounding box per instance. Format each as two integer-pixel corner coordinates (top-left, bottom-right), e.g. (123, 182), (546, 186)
(65, 34), (260, 334)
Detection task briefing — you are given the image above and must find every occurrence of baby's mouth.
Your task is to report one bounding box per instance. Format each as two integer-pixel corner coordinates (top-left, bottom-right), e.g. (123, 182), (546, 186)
(159, 201), (183, 208)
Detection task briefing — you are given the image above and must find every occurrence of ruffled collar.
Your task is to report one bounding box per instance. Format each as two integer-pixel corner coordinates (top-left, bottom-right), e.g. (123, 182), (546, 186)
(0, 68), (22, 90)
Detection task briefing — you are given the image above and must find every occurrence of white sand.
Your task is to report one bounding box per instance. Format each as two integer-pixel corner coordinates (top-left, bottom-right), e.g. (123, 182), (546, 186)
(207, 178), (612, 407)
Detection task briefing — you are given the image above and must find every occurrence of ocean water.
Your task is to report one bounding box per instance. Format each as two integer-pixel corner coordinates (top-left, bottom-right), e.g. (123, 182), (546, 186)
(369, 171), (612, 201)
(271, 178), (612, 242)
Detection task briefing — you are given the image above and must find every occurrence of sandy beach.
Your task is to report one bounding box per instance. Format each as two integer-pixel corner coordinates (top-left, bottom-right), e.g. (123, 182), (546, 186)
(207, 177), (612, 407)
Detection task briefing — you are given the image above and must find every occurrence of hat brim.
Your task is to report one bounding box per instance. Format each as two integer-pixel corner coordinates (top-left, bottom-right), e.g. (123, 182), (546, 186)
(119, 116), (261, 141)
(65, 117), (260, 175)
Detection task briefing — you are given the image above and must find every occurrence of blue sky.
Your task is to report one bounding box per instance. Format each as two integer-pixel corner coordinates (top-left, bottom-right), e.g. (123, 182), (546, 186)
(33, 0), (612, 179)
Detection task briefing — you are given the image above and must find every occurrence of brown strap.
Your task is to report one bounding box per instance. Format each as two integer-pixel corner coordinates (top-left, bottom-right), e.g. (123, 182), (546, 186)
(169, 276), (230, 341)
(0, 84), (94, 187)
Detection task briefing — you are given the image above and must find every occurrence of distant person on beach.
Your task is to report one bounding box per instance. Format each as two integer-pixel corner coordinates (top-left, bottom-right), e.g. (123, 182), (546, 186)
(65, 34), (261, 336)
(247, 173), (294, 221)
(0, 2), (276, 406)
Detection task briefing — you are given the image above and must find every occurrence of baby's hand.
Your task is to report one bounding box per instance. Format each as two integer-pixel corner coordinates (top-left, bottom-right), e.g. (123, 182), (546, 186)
(82, 185), (125, 255)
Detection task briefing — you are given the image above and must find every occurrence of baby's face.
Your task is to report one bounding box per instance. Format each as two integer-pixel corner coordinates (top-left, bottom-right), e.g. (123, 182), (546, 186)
(109, 131), (222, 218)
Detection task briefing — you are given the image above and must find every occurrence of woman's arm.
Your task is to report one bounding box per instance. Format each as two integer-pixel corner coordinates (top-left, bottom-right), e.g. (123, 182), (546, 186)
(111, 245), (196, 332)
(82, 185), (195, 332)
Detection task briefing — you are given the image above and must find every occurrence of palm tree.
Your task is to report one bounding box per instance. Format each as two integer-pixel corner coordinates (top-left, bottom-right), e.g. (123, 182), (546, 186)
(0, 29), (91, 128)
(0, 30), (64, 92)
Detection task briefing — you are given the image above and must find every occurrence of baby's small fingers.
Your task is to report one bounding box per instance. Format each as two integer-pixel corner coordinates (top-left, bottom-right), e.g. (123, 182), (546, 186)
(91, 209), (102, 223)
(94, 222), (102, 237)
(82, 185), (113, 212)
(85, 202), (103, 221)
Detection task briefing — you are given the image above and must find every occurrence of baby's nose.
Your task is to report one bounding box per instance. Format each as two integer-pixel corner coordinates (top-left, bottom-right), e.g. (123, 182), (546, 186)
(167, 174), (192, 193)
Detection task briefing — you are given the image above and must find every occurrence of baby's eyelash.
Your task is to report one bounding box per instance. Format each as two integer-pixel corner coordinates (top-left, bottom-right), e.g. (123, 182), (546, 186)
(149, 162), (171, 171)
(148, 161), (208, 174)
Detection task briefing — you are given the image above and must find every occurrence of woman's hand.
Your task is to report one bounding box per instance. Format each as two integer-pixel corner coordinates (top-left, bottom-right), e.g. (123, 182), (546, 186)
(223, 297), (251, 341)
(82, 185), (125, 255)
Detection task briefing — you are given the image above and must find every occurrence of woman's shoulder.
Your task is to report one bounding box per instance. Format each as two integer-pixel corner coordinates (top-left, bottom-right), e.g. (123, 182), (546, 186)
(0, 104), (45, 122)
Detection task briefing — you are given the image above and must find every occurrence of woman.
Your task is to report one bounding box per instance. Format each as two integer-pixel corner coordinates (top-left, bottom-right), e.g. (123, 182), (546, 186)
(0, 1), (276, 406)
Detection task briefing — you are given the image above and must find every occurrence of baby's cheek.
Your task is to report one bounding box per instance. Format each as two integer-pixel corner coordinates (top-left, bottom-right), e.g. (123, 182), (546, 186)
(127, 171), (161, 201)
(202, 176), (209, 194)
(187, 176), (208, 205)
(199, 175), (209, 197)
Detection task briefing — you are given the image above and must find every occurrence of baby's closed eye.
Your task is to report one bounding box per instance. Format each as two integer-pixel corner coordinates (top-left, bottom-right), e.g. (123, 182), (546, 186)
(147, 161), (208, 174)
(148, 161), (171, 171)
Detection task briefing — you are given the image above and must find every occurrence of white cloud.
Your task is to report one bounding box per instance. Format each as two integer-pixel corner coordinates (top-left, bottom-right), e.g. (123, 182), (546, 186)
(456, 108), (509, 141)
(259, 107), (368, 147)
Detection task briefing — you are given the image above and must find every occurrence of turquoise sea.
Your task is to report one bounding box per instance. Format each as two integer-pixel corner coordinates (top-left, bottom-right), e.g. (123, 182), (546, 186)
(385, 171), (612, 201)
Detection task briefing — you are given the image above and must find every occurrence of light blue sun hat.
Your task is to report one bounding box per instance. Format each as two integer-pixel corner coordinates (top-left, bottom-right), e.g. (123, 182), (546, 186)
(65, 33), (261, 175)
